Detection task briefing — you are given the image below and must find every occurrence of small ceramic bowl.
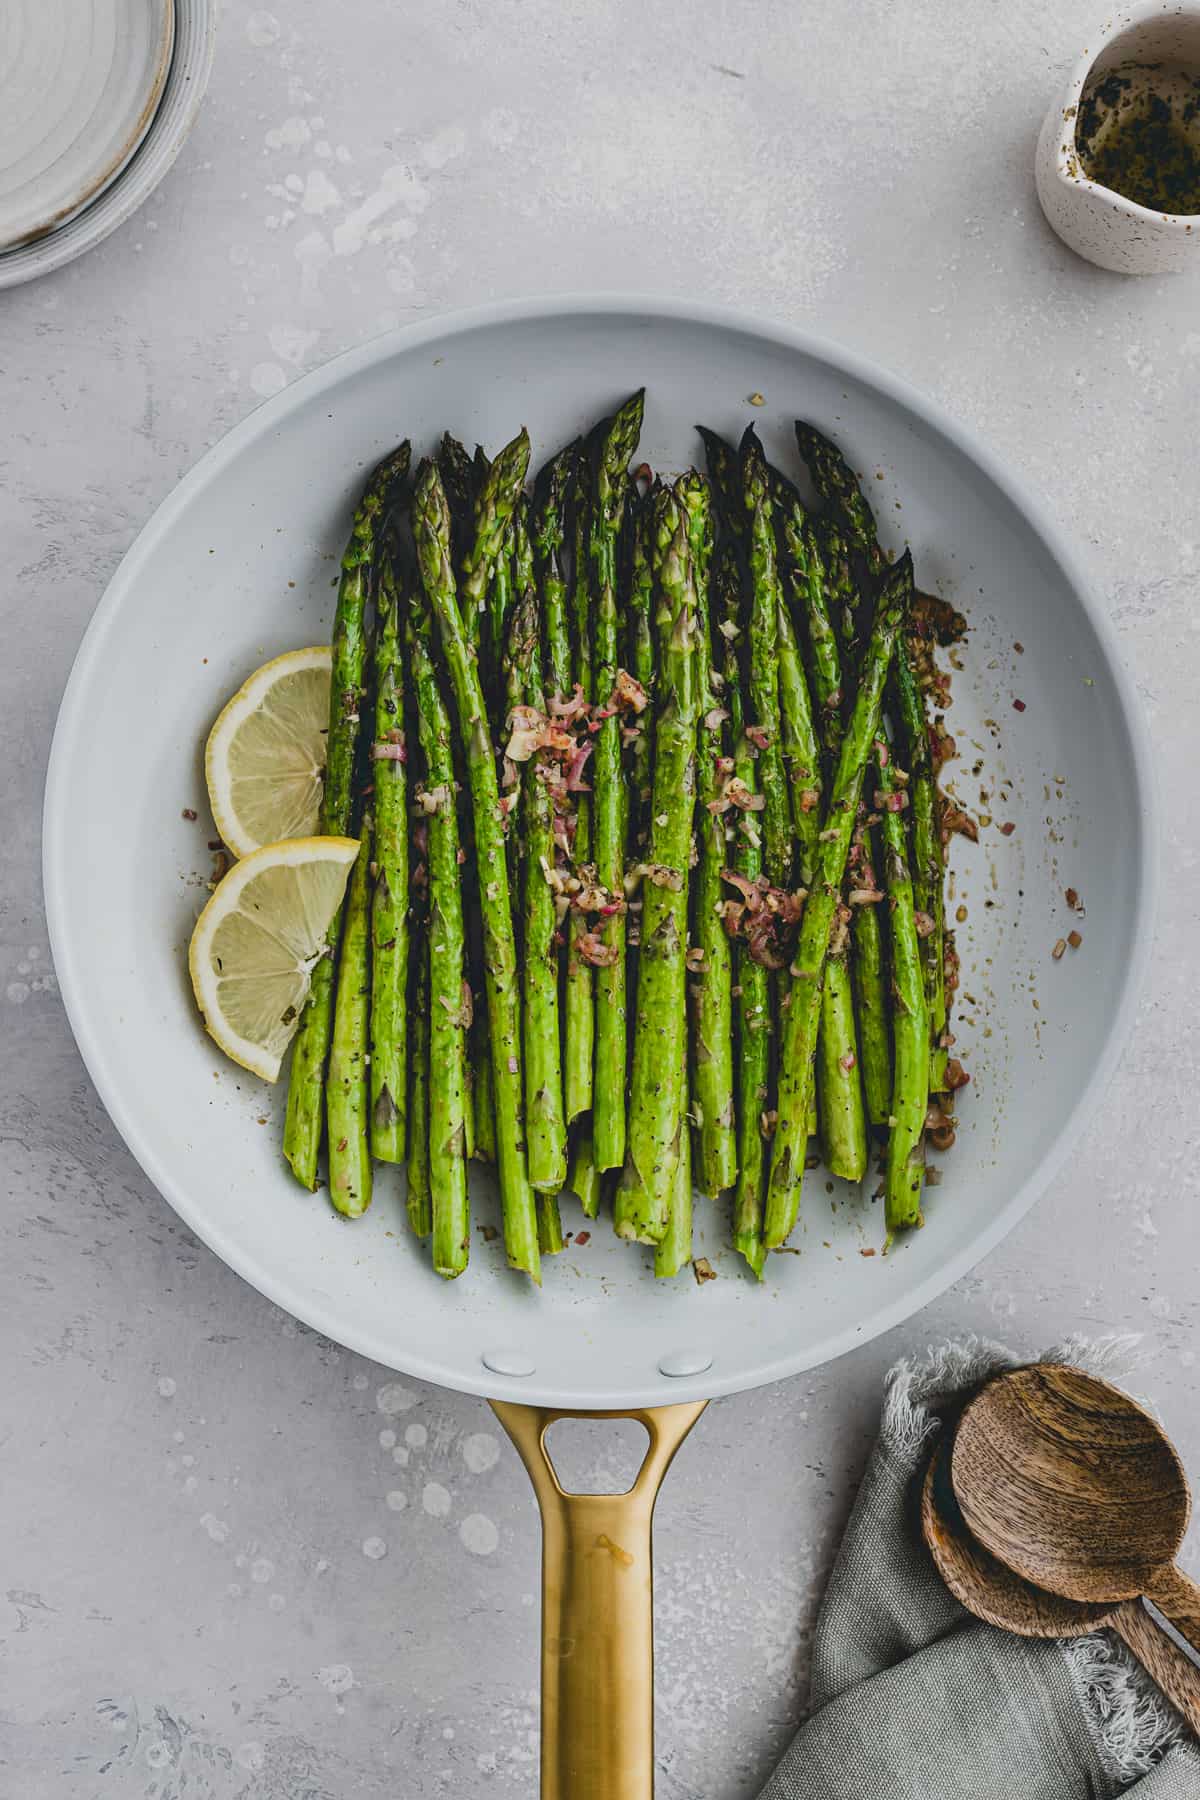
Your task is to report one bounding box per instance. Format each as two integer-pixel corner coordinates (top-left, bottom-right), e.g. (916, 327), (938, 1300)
(0, 0), (215, 290)
(1036, 2), (1200, 274)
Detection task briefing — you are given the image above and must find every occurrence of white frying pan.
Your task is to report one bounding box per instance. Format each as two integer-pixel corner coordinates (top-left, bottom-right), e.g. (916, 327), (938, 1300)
(44, 297), (1155, 1798)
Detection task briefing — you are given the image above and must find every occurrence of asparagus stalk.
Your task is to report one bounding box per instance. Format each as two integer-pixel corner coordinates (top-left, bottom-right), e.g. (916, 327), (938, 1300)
(327, 830), (372, 1217)
(849, 816), (892, 1129)
(406, 932), (432, 1238)
(473, 1050), (497, 1162)
(563, 457), (595, 1129)
(412, 459), (540, 1283)
(368, 550), (409, 1165)
(718, 540), (769, 1278)
(705, 430), (817, 1133)
(820, 519), (863, 661)
(777, 497), (866, 1183)
(654, 1044), (694, 1279)
(437, 432), (476, 569)
(677, 472), (736, 1197)
(460, 429), (531, 644)
(894, 632), (948, 1093)
(625, 484), (657, 836)
(407, 583), (470, 1279)
(589, 390), (645, 1174)
(457, 438), (529, 1164)
(568, 1124), (601, 1220)
(531, 443), (578, 1238)
(283, 443), (409, 1190)
(532, 443), (578, 703)
(761, 494), (822, 871)
(879, 746), (930, 1231)
(823, 521), (893, 1128)
(615, 485), (698, 1244)
(793, 422), (887, 580)
(744, 439), (819, 1141)
(795, 422), (949, 1095)
(764, 553), (914, 1248)
(740, 430), (791, 888)
(696, 425), (740, 522)
(487, 531), (515, 724)
(510, 503), (568, 1206)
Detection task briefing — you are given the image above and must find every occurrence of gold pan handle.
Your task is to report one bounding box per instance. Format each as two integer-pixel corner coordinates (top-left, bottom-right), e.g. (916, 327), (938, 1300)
(491, 1399), (707, 1800)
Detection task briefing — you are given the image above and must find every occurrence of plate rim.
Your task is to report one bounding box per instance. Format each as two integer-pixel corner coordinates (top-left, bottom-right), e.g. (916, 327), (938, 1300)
(42, 293), (1159, 1406)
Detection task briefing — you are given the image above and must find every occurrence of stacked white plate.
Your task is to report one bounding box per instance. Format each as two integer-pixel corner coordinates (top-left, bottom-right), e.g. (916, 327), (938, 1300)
(0, 0), (215, 288)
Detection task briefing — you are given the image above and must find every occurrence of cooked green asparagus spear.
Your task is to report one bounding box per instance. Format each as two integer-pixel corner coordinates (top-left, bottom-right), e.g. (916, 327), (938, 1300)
(764, 552), (914, 1248)
(654, 1044), (694, 1279)
(615, 484), (697, 1244)
(590, 390), (645, 1173)
(568, 1124), (600, 1220)
(327, 830), (372, 1217)
(563, 457), (595, 1129)
(456, 437), (528, 1161)
(532, 443), (578, 703)
(435, 436), (480, 1158)
(796, 421), (949, 1095)
(777, 496), (866, 1183)
(740, 430), (791, 887)
(820, 520), (863, 662)
(718, 540), (768, 1278)
(778, 601), (823, 883)
(460, 429), (530, 645)
(412, 459), (540, 1283)
(894, 629), (948, 1094)
(879, 746), (930, 1232)
(849, 816), (892, 1129)
(368, 550), (409, 1165)
(407, 584), (470, 1279)
(284, 442), (409, 1191)
(531, 450), (581, 1244)
(678, 472), (736, 1197)
(487, 529), (515, 724)
(696, 425), (740, 523)
(625, 485), (657, 836)
(822, 521), (892, 1127)
(406, 934), (432, 1239)
(473, 1050), (497, 1162)
(793, 422), (887, 580)
(438, 433), (476, 569)
(511, 503), (568, 1205)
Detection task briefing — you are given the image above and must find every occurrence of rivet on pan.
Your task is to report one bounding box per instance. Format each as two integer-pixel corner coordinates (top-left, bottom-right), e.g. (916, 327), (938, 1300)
(658, 1349), (713, 1378)
(482, 1349), (536, 1378)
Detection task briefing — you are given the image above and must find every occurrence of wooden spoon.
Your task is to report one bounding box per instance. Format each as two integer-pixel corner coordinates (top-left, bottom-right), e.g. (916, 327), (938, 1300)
(952, 1365), (1200, 1697)
(922, 1437), (1200, 1730)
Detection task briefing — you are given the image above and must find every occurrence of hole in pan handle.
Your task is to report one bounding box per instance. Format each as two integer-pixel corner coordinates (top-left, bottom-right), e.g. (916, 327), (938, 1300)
(491, 1399), (708, 1800)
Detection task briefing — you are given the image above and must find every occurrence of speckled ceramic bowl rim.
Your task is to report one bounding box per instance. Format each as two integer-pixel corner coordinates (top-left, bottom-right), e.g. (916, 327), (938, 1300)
(0, 0), (214, 289)
(1051, 2), (1200, 227)
(43, 296), (1159, 1407)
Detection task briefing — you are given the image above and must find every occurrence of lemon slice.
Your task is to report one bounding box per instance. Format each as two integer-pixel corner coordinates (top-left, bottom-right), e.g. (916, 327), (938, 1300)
(205, 648), (332, 859)
(189, 836), (360, 1081)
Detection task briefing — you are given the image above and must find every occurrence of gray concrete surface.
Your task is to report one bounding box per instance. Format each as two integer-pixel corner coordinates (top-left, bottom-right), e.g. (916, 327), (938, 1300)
(4, 2), (1200, 1794)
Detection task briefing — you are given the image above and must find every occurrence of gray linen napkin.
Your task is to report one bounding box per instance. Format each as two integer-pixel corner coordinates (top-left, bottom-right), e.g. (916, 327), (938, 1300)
(761, 1337), (1200, 1800)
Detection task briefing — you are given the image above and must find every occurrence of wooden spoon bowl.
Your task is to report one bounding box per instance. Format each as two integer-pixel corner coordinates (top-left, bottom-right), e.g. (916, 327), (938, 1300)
(922, 1439), (1112, 1635)
(923, 1433), (1200, 1731)
(952, 1364), (1189, 1599)
(950, 1364), (1200, 1706)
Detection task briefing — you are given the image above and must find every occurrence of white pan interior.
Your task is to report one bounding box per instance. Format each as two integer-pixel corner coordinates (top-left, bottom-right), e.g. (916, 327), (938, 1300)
(44, 298), (1154, 1408)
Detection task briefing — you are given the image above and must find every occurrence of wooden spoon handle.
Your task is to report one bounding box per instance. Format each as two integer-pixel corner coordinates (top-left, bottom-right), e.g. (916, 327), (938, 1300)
(1146, 1564), (1200, 1659)
(1113, 1585), (1200, 1734)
